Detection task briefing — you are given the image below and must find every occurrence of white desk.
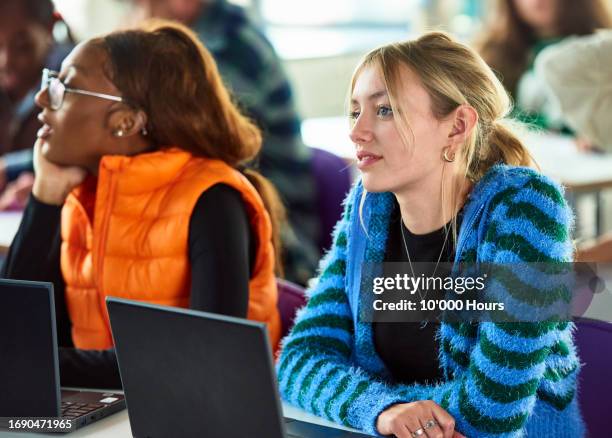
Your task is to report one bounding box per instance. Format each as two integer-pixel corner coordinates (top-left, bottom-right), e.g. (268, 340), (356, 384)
(5, 401), (360, 437)
(523, 131), (612, 193)
(0, 211), (22, 254)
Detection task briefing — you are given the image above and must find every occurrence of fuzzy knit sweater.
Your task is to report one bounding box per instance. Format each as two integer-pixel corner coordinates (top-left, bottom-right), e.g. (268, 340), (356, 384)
(277, 164), (584, 437)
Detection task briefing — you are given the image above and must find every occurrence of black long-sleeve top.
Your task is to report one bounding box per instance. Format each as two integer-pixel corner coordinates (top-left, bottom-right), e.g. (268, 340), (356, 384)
(1, 184), (255, 389)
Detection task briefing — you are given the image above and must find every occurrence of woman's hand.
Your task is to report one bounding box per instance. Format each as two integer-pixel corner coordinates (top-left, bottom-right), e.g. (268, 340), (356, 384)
(376, 400), (465, 438)
(32, 139), (87, 205)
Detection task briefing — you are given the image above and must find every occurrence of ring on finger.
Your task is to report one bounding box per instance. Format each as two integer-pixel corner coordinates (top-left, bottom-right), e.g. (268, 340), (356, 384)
(423, 419), (438, 430)
(412, 428), (425, 437)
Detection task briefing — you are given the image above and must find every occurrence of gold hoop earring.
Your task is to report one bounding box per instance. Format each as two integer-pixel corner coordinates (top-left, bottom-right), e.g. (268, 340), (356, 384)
(443, 147), (455, 163)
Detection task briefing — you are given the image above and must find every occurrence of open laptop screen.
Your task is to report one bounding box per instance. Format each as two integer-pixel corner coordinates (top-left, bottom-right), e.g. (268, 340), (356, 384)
(0, 279), (61, 417)
(107, 297), (286, 438)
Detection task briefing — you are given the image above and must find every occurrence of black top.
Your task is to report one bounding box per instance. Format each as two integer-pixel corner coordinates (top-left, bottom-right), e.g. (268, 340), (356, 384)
(1, 183), (255, 389)
(374, 204), (459, 385)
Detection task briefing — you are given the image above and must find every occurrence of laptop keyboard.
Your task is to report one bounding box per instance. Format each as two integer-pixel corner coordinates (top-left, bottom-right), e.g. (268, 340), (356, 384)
(61, 401), (104, 419)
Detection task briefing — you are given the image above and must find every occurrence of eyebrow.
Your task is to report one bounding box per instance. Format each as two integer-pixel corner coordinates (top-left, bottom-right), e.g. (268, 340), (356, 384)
(350, 90), (388, 105)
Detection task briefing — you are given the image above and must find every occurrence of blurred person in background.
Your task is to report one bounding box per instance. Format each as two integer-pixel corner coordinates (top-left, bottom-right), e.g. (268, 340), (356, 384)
(536, 31), (612, 261)
(477, 0), (610, 135)
(536, 30), (612, 152)
(0, 0), (73, 210)
(129, 0), (320, 285)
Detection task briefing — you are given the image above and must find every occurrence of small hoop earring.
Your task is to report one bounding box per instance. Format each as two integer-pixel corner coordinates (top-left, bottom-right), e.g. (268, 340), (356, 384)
(443, 147), (455, 163)
(114, 129), (125, 138)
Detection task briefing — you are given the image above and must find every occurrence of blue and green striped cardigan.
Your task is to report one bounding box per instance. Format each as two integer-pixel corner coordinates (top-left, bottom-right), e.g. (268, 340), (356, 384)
(277, 164), (584, 437)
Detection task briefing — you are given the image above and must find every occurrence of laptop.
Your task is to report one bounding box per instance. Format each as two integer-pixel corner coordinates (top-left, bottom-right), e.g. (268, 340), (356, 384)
(106, 297), (374, 438)
(0, 279), (125, 432)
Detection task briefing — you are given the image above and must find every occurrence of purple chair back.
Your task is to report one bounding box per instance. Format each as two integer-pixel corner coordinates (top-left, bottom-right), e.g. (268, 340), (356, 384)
(574, 317), (612, 436)
(277, 278), (307, 338)
(310, 147), (352, 252)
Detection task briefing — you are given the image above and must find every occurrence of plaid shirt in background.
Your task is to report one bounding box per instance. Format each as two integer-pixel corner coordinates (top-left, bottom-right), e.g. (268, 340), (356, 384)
(193, 0), (320, 285)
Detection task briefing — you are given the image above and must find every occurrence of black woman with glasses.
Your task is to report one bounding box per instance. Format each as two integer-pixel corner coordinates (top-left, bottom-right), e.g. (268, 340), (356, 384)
(0, 0), (73, 210)
(1, 20), (285, 389)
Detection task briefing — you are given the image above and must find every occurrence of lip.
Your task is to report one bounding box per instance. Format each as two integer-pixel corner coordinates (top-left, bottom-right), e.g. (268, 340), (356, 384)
(356, 150), (382, 169)
(37, 113), (53, 140)
(37, 124), (53, 140)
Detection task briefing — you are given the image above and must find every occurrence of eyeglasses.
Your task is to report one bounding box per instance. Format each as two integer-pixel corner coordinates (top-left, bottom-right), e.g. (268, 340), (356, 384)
(41, 68), (124, 110)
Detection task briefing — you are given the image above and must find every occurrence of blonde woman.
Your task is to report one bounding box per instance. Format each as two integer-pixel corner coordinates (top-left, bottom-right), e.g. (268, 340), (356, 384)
(277, 32), (582, 437)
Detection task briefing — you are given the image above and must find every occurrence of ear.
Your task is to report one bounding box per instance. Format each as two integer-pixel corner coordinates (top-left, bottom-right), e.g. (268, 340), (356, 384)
(108, 108), (148, 138)
(447, 104), (478, 147)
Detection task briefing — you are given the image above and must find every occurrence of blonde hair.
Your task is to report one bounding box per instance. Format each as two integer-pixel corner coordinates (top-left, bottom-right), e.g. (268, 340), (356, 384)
(351, 31), (535, 240)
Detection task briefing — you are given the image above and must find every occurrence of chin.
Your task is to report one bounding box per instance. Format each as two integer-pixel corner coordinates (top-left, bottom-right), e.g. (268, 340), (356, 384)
(41, 141), (59, 160)
(40, 140), (53, 158)
(41, 142), (70, 167)
(361, 174), (392, 193)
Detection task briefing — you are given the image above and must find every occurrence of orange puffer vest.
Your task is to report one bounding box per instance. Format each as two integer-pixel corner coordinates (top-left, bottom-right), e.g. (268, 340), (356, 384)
(60, 148), (280, 350)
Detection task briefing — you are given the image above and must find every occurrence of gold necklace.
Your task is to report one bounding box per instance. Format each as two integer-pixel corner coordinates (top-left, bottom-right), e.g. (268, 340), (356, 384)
(399, 219), (450, 301)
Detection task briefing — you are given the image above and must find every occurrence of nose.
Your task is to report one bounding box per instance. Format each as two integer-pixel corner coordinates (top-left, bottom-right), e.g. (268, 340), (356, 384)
(349, 113), (374, 145)
(35, 86), (50, 109)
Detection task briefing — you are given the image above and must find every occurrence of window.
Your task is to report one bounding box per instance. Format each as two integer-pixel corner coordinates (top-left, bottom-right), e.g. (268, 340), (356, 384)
(253, 0), (486, 58)
(260, 0), (423, 27)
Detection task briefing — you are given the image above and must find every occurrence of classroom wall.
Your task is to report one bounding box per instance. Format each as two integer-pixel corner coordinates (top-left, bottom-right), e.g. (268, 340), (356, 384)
(284, 53), (365, 118)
